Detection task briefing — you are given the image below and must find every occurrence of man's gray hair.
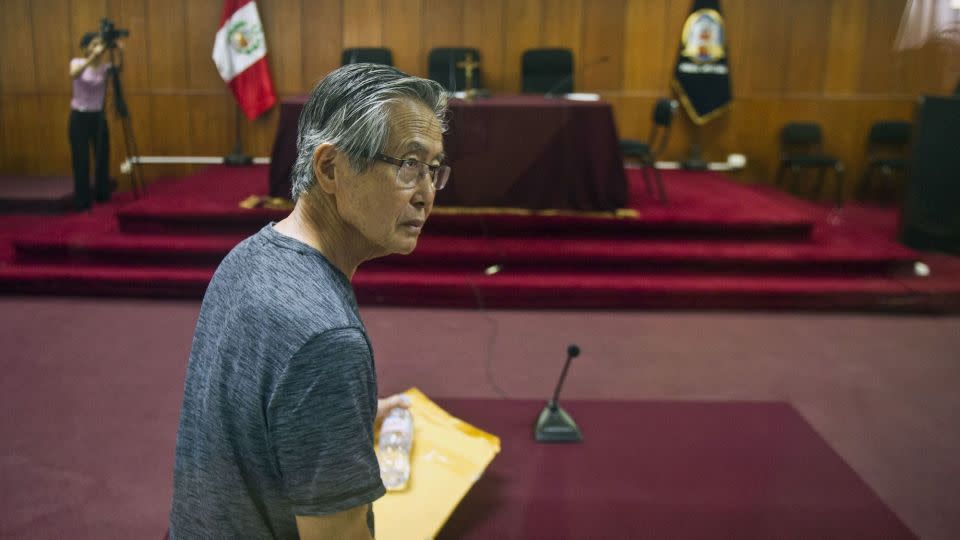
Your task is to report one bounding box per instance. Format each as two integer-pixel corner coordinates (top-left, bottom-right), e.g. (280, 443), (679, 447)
(290, 63), (448, 200)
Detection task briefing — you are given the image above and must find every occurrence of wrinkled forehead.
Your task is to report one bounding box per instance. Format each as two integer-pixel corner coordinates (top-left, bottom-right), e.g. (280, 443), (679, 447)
(384, 99), (444, 158)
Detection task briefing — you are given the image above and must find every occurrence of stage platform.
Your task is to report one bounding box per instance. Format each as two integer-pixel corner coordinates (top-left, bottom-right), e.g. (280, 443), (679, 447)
(1, 165), (959, 312)
(0, 175), (75, 214)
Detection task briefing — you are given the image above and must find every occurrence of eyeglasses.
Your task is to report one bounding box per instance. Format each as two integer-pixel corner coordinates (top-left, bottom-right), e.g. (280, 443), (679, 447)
(376, 154), (450, 191)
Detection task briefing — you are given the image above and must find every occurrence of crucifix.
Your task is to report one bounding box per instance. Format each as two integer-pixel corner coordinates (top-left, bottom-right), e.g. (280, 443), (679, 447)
(455, 52), (481, 100)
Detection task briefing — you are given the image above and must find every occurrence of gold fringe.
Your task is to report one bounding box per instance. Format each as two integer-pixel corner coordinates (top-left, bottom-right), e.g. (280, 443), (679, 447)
(670, 78), (731, 126)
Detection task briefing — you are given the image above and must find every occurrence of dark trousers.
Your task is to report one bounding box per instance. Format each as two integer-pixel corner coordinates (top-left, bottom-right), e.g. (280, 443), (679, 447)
(69, 109), (110, 210)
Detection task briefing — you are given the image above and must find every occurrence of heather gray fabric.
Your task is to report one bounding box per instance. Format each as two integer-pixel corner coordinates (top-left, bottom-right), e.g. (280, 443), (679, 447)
(170, 224), (384, 539)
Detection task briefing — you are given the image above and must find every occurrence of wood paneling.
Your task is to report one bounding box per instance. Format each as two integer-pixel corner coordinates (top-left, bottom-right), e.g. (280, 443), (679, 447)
(343, 0), (383, 48)
(302, 0), (342, 87)
(262, 0), (304, 95)
(1, 0), (953, 194)
(581, 0), (625, 92)
(32, 0), (73, 94)
(462, 0), (505, 91)
(186, 0), (223, 91)
(623, 0), (668, 92)
(503, 0), (542, 92)
(382, 0), (424, 77)
(0, 0), (38, 93)
(145, 0), (187, 91)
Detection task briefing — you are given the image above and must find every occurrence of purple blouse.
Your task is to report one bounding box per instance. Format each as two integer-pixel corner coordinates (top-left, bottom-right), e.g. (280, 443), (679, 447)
(70, 59), (110, 112)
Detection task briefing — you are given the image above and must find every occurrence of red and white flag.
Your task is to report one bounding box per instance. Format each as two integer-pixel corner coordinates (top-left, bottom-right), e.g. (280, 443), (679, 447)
(212, 0), (276, 119)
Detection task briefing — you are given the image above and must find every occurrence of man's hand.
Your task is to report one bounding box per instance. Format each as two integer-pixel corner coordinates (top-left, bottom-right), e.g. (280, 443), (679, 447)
(375, 394), (412, 428)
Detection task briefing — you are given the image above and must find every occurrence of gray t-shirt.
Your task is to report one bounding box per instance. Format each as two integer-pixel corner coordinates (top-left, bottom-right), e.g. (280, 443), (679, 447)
(169, 224), (384, 539)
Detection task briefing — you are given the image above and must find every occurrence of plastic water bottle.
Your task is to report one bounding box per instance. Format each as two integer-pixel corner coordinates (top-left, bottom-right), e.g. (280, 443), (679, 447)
(378, 408), (413, 490)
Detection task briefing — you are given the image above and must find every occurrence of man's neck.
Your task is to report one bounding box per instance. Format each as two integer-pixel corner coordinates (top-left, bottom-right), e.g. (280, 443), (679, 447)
(273, 194), (378, 280)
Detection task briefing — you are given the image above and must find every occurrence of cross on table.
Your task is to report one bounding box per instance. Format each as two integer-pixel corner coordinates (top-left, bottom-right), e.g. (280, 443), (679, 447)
(455, 52), (480, 99)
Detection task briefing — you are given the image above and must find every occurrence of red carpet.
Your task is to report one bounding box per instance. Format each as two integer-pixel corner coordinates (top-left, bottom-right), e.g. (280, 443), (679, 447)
(1, 165), (959, 312)
(436, 399), (916, 539)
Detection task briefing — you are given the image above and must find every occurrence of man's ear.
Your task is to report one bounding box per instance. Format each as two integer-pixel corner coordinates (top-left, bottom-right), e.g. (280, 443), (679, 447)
(312, 143), (339, 195)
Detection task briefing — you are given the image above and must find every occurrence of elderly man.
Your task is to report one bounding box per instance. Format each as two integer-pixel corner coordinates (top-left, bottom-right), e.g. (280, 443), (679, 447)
(169, 64), (449, 539)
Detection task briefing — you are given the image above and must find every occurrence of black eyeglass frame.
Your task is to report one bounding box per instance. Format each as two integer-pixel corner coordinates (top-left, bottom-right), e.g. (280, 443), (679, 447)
(375, 153), (450, 190)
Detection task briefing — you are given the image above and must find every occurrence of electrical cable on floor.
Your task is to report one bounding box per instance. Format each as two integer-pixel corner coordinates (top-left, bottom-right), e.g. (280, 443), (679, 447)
(469, 278), (509, 399)
(470, 217), (510, 399)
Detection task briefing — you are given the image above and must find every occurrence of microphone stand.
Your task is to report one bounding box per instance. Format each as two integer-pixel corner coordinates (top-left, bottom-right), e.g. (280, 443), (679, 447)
(534, 345), (583, 442)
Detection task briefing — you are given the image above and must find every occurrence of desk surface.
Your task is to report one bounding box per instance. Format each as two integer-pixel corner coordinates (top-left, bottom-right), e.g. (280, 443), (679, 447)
(269, 96), (627, 211)
(433, 398), (915, 539)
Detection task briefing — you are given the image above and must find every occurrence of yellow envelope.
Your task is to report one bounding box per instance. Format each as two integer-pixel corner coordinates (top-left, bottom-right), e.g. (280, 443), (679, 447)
(373, 388), (501, 540)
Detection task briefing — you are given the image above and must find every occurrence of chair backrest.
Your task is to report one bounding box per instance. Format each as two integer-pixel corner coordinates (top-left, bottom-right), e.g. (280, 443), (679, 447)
(780, 122), (824, 155)
(427, 48), (482, 92)
(341, 47), (393, 66)
(648, 98), (679, 155)
(521, 48), (574, 94)
(781, 122), (822, 144)
(868, 121), (911, 146)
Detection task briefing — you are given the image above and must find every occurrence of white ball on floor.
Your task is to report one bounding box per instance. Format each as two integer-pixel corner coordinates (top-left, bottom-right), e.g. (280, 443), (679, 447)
(914, 261), (931, 277)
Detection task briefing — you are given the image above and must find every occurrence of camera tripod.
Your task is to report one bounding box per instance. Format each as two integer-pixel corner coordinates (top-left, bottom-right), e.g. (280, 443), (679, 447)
(96, 46), (145, 198)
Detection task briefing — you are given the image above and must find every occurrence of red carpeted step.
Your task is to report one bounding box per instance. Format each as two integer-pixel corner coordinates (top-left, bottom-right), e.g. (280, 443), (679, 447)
(14, 233), (245, 267)
(116, 205), (815, 240)
(351, 268), (955, 312)
(0, 264), (212, 298)
(1, 264), (955, 312)
(12, 232), (916, 274)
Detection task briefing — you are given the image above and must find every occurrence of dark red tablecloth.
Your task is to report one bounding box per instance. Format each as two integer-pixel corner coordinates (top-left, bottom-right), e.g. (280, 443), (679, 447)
(432, 398), (915, 539)
(268, 96), (627, 211)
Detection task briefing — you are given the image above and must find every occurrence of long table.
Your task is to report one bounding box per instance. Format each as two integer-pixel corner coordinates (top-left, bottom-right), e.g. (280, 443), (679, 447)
(268, 96), (628, 211)
(433, 398), (915, 539)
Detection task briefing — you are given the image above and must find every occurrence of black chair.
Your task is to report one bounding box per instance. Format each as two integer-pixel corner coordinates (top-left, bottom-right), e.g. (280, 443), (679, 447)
(857, 121), (911, 202)
(427, 48), (482, 92)
(341, 47), (393, 66)
(619, 98), (678, 203)
(521, 48), (574, 94)
(775, 122), (846, 205)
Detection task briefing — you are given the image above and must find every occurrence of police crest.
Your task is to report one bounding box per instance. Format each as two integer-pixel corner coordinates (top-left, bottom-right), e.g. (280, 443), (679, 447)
(680, 9), (726, 64)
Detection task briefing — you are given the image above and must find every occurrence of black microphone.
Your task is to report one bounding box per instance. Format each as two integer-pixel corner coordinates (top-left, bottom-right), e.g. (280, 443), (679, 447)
(534, 344), (583, 443)
(544, 55), (610, 98)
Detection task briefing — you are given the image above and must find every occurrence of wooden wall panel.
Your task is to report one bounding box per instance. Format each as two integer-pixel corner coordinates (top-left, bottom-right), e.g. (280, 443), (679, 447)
(581, 0), (625, 92)
(541, 0), (582, 50)
(741, 0), (789, 95)
(0, 0), (38, 93)
(302, 0), (342, 87)
(462, 0), (505, 91)
(783, 0), (831, 94)
(503, 0), (542, 93)
(263, 0), (304, 95)
(108, 0), (150, 92)
(421, 0), (465, 77)
(344, 0), (383, 48)
(185, 0), (223, 91)
(1, 0), (953, 192)
(32, 0), (73, 94)
(145, 0), (187, 91)
(383, 0), (424, 77)
(824, 0), (869, 95)
(623, 0), (668, 92)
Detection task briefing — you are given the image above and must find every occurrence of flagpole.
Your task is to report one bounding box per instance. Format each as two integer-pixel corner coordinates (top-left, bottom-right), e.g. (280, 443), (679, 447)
(224, 104), (253, 166)
(682, 123), (708, 170)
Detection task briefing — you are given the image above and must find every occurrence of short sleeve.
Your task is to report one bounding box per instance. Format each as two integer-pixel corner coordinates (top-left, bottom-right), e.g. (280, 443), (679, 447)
(267, 327), (385, 516)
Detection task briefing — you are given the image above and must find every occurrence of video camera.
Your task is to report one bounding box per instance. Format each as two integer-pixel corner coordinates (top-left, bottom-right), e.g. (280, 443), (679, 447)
(99, 18), (129, 48)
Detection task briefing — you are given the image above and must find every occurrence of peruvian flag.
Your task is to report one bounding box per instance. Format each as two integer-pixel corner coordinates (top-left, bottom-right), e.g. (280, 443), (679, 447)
(212, 0), (276, 119)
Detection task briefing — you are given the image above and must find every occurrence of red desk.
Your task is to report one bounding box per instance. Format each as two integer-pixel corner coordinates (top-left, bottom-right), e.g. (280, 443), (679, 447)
(268, 96), (628, 211)
(433, 399), (915, 539)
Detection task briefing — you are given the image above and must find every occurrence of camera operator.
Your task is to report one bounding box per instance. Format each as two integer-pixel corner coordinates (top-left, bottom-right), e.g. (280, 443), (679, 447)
(68, 31), (122, 211)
